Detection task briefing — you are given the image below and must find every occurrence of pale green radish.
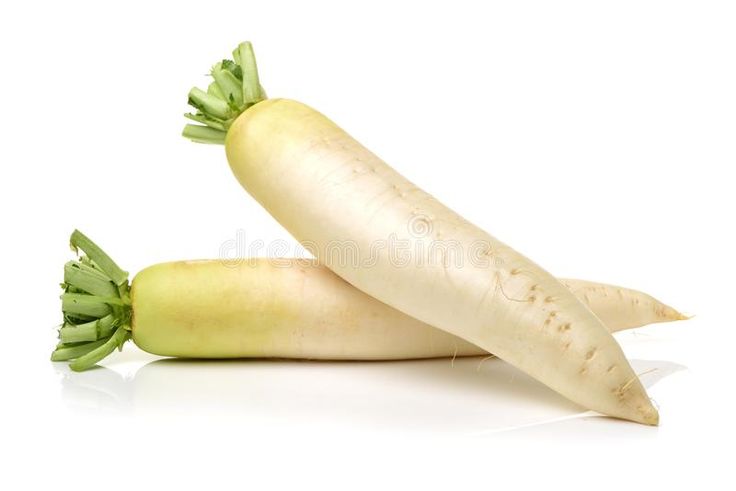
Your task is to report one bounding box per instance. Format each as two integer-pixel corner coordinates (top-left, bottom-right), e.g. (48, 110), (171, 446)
(183, 42), (664, 424)
(135, 259), (685, 360)
(51, 232), (685, 369)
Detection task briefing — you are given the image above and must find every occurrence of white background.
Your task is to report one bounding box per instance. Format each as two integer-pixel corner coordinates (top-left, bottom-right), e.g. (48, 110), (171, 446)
(1, 0), (735, 488)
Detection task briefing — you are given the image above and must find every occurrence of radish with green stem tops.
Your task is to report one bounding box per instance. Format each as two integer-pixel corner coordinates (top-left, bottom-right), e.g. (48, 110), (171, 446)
(52, 231), (685, 370)
(181, 42), (672, 425)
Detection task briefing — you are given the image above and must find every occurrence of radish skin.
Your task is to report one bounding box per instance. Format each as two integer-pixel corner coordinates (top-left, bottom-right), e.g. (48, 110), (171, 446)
(132, 258), (686, 360)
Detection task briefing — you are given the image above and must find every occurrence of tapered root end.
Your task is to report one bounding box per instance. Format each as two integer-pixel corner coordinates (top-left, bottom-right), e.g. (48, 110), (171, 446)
(623, 387), (660, 426)
(638, 403), (660, 426)
(606, 399), (659, 426)
(663, 304), (691, 322)
(604, 371), (661, 426)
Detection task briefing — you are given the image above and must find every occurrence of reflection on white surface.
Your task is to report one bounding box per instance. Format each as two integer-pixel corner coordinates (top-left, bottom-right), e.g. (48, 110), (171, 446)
(54, 357), (685, 433)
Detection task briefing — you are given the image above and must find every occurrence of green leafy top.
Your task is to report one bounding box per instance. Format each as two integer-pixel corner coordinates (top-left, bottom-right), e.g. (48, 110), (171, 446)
(182, 41), (267, 145)
(51, 230), (132, 371)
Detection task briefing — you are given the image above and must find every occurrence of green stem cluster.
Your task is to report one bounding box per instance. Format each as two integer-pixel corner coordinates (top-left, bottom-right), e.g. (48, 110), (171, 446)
(52, 230), (132, 371)
(182, 41), (267, 145)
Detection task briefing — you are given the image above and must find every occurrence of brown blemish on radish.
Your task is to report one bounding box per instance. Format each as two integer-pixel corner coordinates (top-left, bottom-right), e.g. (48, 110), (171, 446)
(613, 376), (638, 399)
(585, 348), (597, 361)
(558, 322), (571, 332)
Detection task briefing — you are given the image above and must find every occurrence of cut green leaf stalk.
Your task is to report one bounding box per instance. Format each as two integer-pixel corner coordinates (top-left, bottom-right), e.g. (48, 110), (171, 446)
(183, 41), (266, 145)
(53, 230), (131, 371)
